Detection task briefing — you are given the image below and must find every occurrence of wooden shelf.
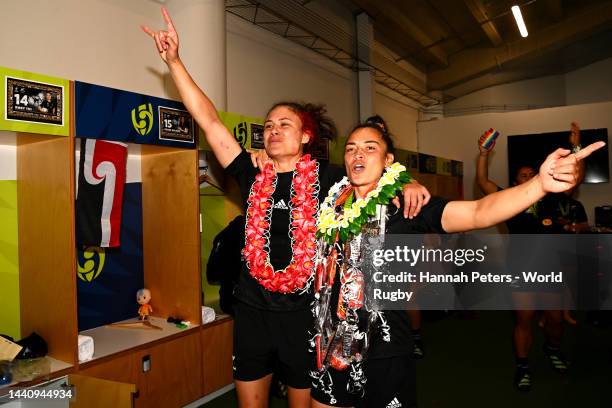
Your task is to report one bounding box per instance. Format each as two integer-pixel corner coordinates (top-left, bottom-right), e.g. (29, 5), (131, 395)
(79, 317), (200, 363)
(0, 357), (73, 389)
(202, 313), (231, 328)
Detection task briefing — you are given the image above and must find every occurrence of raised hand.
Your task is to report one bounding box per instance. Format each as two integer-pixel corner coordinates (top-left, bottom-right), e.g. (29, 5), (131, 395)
(539, 141), (605, 193)
(478, 131), (496, 154)
(248, 148), (272, 171)
(141, 7), (180, 65)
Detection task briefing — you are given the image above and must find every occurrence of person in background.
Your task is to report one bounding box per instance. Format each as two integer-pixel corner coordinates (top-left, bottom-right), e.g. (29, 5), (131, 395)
(206, 215), (244, 316)
(537, 123), (589, 328)
(476, 123), (584, 391)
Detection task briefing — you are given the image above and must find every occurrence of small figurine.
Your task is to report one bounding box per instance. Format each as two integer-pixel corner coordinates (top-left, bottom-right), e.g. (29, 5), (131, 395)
(137, 288), (153, 320)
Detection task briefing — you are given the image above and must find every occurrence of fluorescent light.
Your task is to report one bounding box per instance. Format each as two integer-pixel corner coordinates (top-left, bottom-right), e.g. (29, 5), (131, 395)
(511, 5), (529, 37)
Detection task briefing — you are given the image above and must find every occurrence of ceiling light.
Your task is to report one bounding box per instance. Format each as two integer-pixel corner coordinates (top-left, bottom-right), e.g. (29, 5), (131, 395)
(511, 5), (528, 38)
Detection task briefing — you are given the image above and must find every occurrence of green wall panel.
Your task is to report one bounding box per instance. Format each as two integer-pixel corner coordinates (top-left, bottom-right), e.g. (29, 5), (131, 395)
(0, 180), (20, 338)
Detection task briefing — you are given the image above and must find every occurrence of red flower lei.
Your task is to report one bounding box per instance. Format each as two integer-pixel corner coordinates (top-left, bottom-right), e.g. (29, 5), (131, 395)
(242, 155), (320, 293)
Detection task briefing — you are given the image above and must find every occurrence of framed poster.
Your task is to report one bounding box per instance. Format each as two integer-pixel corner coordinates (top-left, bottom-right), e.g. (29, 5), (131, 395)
(436, 157), (452, 176)
(1, 66), (70, 136)
(451, 160), (463, 177)
(250, 123), (264, 149)
(158, 106), (195, 143)
(418, 153), (438, 174)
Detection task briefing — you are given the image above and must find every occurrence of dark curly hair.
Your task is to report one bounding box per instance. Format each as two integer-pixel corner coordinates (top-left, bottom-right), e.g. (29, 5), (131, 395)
(348, 115), (395, 154)
(267, 102), (337, 154)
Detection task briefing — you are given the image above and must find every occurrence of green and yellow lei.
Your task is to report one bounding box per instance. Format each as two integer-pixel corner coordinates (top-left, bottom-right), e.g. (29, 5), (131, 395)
(316, 162), (412, 244)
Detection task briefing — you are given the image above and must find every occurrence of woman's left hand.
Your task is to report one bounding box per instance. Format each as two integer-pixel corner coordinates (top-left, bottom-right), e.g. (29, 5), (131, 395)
(392, 180), (431, 219)
(248, 148), (272, 171)
(539, 141), (605, 193)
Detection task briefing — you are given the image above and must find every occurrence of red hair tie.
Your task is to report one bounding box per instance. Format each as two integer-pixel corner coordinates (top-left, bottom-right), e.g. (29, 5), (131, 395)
(299, 111), (318, 145)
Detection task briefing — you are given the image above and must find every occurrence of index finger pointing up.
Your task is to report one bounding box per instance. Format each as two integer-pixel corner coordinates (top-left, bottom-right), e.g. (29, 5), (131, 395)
(575, 141), (606, 161)
(161, 6), (176, 33)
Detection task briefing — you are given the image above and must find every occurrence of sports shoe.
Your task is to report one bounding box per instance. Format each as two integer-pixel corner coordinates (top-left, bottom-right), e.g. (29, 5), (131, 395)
(543, 344), (568, 374)
(514, 367), (531, 392)
(412, 339), (424, 359)
(271, 376), (288, 399)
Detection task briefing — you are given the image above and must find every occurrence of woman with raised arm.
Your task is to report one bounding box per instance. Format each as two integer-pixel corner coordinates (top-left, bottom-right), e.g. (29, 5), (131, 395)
(310, 122), (603, 407)
(142, 8), (431, 408)
(476, 125), (582, 391)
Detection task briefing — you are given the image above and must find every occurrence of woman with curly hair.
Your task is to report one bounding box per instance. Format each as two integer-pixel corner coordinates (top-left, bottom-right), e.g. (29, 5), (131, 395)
(142, 8), (431, 407)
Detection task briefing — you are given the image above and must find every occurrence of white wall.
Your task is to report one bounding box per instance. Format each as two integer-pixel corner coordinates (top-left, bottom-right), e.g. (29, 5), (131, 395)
(0, 1), (419, 149)
(0, 133), (16, 180)
(417, 101), (612, 223)
(444, 57), (612, 115)
(444, 75), (567, 114)
(566, 57), (612, 105)
(374, 91), (419, 151)
(226, 13), (359, 137)
(0, 0), (168, 98)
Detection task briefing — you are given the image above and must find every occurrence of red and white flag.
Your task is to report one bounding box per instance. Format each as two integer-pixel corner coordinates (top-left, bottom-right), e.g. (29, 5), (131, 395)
(76, 138), (127, 247)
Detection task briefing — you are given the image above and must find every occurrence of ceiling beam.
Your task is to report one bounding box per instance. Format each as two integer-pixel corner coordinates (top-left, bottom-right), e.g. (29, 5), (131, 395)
(429, 1), (612, 90)
(543, 0), (563, 21)
(352, 0), (448, 68)
(371, 50), (427, 94)
(464, 0), (503, 46)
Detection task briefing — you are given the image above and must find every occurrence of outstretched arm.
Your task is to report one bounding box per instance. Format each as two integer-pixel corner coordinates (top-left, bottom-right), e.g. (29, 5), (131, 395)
(476, 131), (499, 195)
(142, 7), (241, 168)
(442, 141), (605, 233)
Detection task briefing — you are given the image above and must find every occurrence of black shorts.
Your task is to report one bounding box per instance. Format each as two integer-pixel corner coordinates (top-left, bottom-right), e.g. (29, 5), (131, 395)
(232, 302), (313, 388)
(311, 355), (416, 408)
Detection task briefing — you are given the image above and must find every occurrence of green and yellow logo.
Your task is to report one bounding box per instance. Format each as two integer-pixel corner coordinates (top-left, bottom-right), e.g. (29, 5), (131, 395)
(77, 247), (106, 282)
(131, 103), (153, 136)
(233, 121), (248, 147)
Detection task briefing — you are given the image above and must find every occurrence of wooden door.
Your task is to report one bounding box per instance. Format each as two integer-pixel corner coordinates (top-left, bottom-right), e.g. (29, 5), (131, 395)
(69, 374), (136, 408)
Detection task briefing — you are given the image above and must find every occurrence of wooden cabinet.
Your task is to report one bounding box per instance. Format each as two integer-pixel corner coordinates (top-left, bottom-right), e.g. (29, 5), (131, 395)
(78, 330), (203, 407)
(76, 351), (144, 396)
(69, 374), (137, 408)
(1, 69), (233, 407)
(202, 317), (234, 395)
(139, 331), (203, 407)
